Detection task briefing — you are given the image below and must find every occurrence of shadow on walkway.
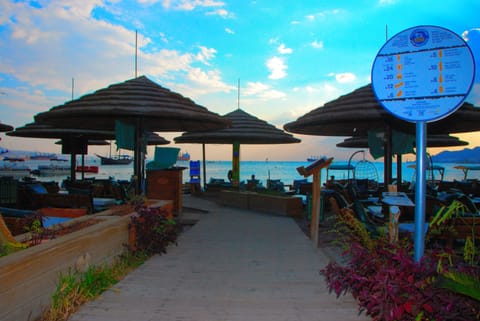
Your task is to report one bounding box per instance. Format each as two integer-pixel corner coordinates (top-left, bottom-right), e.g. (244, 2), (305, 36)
(69, 195), (369, 321)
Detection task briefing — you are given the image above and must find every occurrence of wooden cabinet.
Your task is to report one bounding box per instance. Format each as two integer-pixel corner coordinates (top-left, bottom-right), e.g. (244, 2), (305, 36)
(146, 168), (184, 215)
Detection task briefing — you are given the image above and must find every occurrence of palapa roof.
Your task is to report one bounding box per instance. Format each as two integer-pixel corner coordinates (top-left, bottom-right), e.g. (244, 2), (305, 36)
(175, 109), (300, 144)
(336, 134), (469, 148)
(56, 139), (110, 146)
(284, 84), (480, 137)
(34, 75), (229, 132)
(146, 132), (170, 145)
(7, 122), (115, 140)
(0, 122), (13, 132)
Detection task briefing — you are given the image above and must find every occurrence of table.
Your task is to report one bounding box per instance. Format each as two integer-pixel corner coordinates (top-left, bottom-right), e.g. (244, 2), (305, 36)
(381, 192), (415, 243)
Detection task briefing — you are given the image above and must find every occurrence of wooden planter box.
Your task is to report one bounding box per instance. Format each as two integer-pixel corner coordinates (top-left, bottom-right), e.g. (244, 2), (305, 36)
(219, 190), (304, 217)
(219, 190), (250, 209)
(249, 193), (303, 217)
(0, 199), (172, 321)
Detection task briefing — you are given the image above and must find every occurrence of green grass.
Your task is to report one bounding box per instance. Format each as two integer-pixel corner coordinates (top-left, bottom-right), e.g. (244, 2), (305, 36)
(40, 252), (149, 321)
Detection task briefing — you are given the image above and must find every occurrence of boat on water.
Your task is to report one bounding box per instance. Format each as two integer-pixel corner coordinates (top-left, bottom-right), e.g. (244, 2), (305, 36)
(95, 154), (133, 165)
(0, 164), (31, 178)
(307, 156), (321, 162)
(177, 151), (191, 161)
(29, 152), (57, 160)
(50, 157), (68, 162)
(33, 164), (70, 176)
(76, 165), (99, 174)
(2, 156), (26, 162)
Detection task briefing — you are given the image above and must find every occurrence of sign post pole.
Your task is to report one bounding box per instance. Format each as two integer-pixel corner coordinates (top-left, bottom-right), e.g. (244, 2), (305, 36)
(414, 121), (427, 261)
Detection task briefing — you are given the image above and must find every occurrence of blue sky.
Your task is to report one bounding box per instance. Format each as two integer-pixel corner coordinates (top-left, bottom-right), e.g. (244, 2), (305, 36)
(1, 0), (480, 161)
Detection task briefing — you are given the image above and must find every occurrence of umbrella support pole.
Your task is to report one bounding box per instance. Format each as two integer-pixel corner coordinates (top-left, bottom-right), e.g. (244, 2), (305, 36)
(134, 119), (144, 195)
(202, 144), (206, 191)
(70, 152), (77, 182)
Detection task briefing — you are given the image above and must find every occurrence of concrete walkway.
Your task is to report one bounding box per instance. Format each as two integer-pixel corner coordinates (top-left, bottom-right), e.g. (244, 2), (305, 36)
(69, 195), (370, 321)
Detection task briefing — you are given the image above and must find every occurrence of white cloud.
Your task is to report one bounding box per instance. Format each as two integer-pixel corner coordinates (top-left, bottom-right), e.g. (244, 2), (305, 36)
(195, 46), (217, 65)
(243, 82), (286, 100)
(331, 72), (356, 83)
(277, 44), (292, 54)
(0, 1), (233, 109)
(159, 32), (169, 43)
(225, 27), (235, 34)
(162, 0), (225, 11)
(269, 37), (279, 45)
(206, 9), (229, 17)
(305, 9), (344, 21)
(244, 82), (270, 96)
(293, 83), (339, 96)
(138, 0), (160, 4)
(379, 0), (397, 5)
(311, 40), (324, 49)
(266, 57), (287, 80)
(462, 28), (480, 42)
(184, 68), (235, 94)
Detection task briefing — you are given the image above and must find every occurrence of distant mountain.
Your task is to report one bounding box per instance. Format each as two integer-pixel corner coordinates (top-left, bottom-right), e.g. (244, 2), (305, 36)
(432, 146), (480, 163)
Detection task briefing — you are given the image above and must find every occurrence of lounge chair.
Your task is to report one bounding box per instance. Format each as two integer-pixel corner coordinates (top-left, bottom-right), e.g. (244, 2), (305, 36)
(266, 179), (285, 193)
(328, 192), (381, 237)
(17, 181), (94, 214)
(428, 199), (480, 247)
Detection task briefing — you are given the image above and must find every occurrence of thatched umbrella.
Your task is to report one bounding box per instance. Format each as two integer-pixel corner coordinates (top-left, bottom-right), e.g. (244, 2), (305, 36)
(284, 84), (480, 187)
(7, 122), (116, 180)
(0, 122), (13, 153)
(337, 134), (469, 184)
(8, 123), (114, 140)
(174, 108), (300, 187)
(34, 76), (229, 194)
(146, 132), (170, 146)
(0, 122), (13, 132)
(337, 134), (469, 149)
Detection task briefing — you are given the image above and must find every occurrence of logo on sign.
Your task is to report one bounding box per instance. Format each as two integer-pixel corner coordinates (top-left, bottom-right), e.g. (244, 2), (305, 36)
(410, 28), (429, 47)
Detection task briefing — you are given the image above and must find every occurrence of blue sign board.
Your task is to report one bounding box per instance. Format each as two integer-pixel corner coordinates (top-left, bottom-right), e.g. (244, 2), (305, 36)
(372, 25), (475, 122)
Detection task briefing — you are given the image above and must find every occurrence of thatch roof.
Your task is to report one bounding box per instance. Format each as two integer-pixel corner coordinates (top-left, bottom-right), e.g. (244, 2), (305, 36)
(56, 139), (110, 146)
(0, 122), (13, 132)
(146, 132), (170, 145)
(337, 134), (469, 148)
(35, 75), (230, 132)
(175, 109), (300, 144)
(284, 84), (480, 136)
(7, 122), (115, 140)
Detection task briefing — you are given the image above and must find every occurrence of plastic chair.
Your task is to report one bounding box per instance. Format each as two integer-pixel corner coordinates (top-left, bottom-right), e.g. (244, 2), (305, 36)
(189, 161), (201, 192)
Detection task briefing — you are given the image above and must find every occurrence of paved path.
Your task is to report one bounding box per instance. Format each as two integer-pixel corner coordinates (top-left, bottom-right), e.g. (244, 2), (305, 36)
(69, 196), (370, 321)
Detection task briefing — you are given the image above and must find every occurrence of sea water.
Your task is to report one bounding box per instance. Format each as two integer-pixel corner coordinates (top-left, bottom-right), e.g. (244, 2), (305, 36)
(19, 156), (480, 186)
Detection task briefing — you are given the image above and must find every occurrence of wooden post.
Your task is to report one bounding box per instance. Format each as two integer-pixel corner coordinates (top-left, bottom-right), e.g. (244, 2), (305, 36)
(296, 157), (333, 247)
(232, 142), (240, 187)
(310, 170), (321, 245)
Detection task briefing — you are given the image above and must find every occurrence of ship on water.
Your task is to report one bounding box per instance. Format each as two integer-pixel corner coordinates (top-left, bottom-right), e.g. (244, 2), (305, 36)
(95, 153), (133, 165)
(29, 152), (57, 160)
(177, 151), (191, 161)
(306, 156), (321, 162)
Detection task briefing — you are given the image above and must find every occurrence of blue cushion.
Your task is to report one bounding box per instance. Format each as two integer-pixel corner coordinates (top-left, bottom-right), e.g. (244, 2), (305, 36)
(42, 216), (71, 228)
(399, 223), (429, 235)
(28, 183), (48, 194)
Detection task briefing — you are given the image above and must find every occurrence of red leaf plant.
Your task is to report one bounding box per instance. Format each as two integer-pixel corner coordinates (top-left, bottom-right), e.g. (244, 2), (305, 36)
(320, 237), (480, 320)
